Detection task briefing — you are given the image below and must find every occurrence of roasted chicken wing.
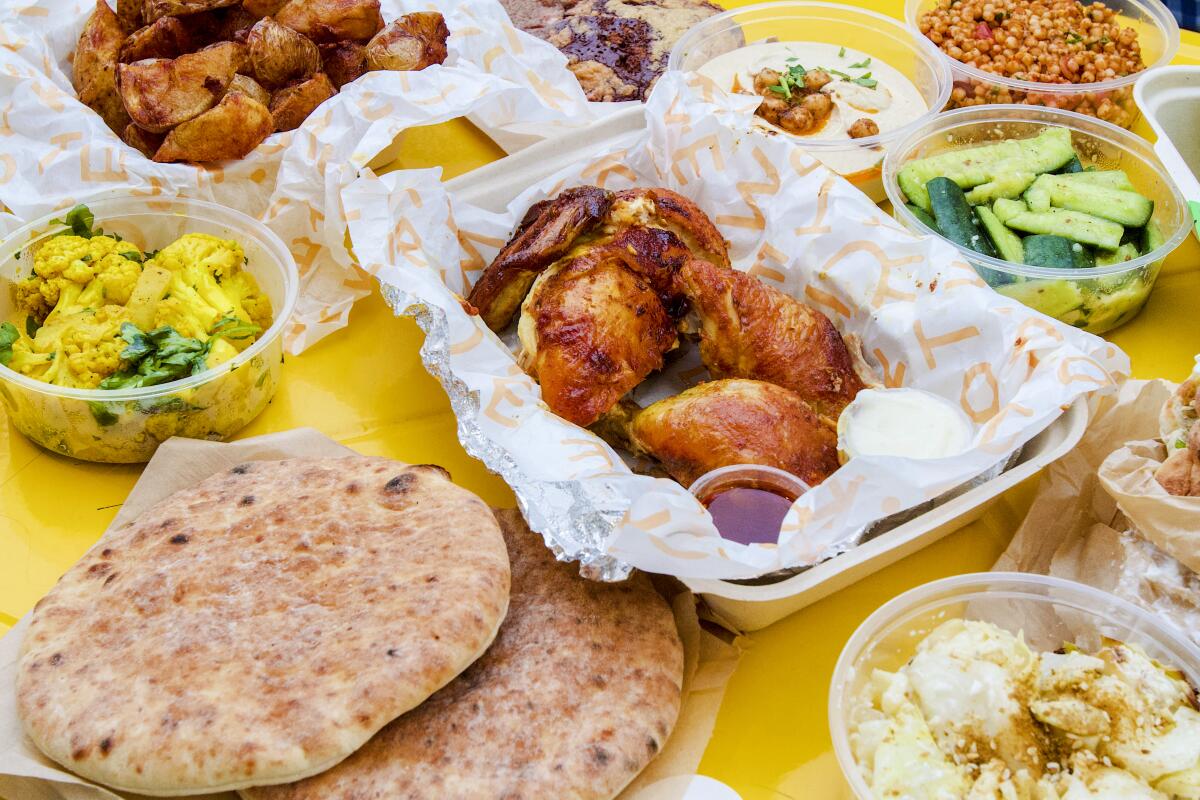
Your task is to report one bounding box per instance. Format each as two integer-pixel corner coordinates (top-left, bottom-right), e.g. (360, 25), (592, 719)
(611, 378), (840, 487)
(677, 257), (864, 418)
(468, 186), (612, 331)
(517, 227), (686, 427)
(468, 185), (729, 331)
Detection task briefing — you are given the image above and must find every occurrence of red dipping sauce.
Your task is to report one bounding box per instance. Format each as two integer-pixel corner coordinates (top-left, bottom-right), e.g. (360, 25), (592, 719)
(698, 484), (799, 545)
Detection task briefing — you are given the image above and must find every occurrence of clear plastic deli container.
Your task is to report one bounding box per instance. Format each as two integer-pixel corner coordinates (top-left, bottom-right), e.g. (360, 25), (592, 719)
(830, 572), (1200, 799)
(906, 0), (1179, 129)
(0, 197), (298, 463)
(668, 1), (952, 201)
(884, 104), (1189, 334)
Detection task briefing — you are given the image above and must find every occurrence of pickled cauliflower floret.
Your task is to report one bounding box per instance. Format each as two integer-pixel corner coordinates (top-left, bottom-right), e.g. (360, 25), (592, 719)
(849, 620), (1200, 799)
(2, 209), (272, 393)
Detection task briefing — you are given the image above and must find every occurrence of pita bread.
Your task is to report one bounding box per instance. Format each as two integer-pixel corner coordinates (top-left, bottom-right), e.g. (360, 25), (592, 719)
(17, 458), (510, 796)
(243, 509), (684, 800)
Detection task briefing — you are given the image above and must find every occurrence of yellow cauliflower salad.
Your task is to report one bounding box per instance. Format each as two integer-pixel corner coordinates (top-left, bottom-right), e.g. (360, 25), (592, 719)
(1, 206), (272, 391)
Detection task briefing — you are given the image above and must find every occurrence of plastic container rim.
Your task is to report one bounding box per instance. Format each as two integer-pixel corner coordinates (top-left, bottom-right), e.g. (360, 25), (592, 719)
(884, 103), (1191, 279)
(828, 570), (1200, 799)
(903, 0), (1180, 95)
(666, 0), (955, 151)
(0, 197), (299, 402)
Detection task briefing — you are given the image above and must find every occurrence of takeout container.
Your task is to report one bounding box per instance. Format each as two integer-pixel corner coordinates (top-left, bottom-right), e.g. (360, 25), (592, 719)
(0, 198), (298, 464)
(1135, 65), (1200, 242)
(905, 0), (1179, 129)
(348, 91), (1120, 629)
(884, 105), (1190, 334)
(828, 572), (1200, 799)
(668, 1), (952, 201)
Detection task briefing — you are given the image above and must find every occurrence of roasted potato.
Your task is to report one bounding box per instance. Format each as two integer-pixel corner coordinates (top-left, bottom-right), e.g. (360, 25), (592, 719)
(154, 91), (273, 162)
(226, 72), (271, 106)
(242, 0), (287, 16)
(121, 122), (166, 157)
(116, 0), (144, 33)
(143, 0), (241, 24)
(119, 16), (193, 62)
(275, 0), (383, 44)
(319, 41), (366, 88)
(247, 16), (320, 87)
(269, 72), (334, 131)
(209, 6), (260, 42)
(117, 41), (245, 132)
(365, 12), (448, 72)
(74, 0), (132, 134)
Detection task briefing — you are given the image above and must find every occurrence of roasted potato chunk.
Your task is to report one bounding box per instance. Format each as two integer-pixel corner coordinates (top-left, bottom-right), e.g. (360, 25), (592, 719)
(74, 0), (132, 134)
(117, 41), (245, 132)
(226, 72), (270, 105)
(121, 123), (166, 157)
(116, 0), (144, 33)
(119, 16), (193, 62)
(365, 11), (448, 71)
(269, 72), (334, 131)
(247, 16), (320, 87)
(275, 0), (383, 44)
(242, 0), (287, 16)
(319, 41), (366, 88)
(143, 0), (241, 24)
(154, 92), (272, 162)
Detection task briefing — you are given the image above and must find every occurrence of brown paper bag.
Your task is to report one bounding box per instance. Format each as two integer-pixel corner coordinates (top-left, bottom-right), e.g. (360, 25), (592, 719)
(996, 379), (1200, 645)
(0, 430), (739, 800)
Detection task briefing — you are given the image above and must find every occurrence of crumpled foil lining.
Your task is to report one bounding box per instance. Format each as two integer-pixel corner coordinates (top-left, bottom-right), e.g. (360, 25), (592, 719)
(382, 281), (1026, 584)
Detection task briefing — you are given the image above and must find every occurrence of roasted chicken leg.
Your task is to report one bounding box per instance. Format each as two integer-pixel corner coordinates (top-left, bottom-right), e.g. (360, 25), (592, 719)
(517, 227), (689, 427)
(610, 378), (840, 487)
(677, 257), (865, 418)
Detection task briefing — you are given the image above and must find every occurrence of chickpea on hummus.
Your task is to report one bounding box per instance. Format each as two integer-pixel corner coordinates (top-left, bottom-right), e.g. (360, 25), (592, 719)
(698, 42), (927, 176)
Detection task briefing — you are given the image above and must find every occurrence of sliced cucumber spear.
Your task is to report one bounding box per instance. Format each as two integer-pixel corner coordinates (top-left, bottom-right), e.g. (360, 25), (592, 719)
(1003, 206), (1125, 250)
(1025, 174), (1153, 227)
(926, 177), (997, 258)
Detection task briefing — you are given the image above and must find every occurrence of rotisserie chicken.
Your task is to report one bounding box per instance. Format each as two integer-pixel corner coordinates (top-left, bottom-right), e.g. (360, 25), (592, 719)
(608, 379), (841, 487)
(678, 257), (865, 418)
(466, 184), (870, 488)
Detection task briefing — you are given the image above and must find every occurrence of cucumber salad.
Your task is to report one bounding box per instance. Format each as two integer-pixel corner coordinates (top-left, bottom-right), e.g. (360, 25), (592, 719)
(897, 127), (1165, 334)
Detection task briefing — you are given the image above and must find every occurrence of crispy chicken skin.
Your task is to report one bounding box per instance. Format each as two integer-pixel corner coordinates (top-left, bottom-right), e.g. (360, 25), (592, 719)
(677, 257), (864, 418)
(604, 188), (729, 268)
(517, 228), (682, 427)
(620, 379), (840, 487)
(469, 186), (612, 332)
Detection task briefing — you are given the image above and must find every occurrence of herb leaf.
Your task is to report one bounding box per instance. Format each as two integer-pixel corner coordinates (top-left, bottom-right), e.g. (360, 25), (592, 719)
(50, 204), (101, 239)
(0, 322), (18, 367)
(25, 315), (41, 339)
(849, 57), (872, 69)
(838, 46), (846, 57)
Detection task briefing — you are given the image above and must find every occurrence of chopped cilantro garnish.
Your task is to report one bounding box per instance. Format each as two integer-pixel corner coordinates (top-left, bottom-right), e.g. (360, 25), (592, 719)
(838, 46), (846, 57)
(849, 57), (872, 69)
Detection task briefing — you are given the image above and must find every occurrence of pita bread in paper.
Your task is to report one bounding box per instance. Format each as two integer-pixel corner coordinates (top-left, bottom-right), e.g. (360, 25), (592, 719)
(16, 458), (511, 796)
(243, 508), (685, 800)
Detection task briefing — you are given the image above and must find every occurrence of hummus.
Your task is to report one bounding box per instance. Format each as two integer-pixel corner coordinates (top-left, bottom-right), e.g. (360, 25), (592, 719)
(697, 41), (927, 177)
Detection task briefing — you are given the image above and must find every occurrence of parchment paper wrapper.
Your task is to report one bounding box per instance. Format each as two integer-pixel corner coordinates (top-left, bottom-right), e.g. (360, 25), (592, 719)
(0, 0), (594, 352)
(340, 70), (1129, 582)
(0, 428), (738, 800)
(996, 379), (1200, 646)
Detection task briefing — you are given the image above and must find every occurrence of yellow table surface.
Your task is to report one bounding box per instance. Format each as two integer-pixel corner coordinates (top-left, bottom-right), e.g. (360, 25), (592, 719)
(2, 4), (1199, 798)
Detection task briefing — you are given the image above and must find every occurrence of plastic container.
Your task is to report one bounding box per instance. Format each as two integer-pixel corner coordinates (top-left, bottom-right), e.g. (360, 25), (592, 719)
(688, 464), (811, 545)
(0, 198), (298, 463)
(667, 1), (952, 202)
(884, 104), (1190, 334)
(906, 0), (1179, 129)
(830, 572), (1200, 799)
(1135, 65), (1200, 243)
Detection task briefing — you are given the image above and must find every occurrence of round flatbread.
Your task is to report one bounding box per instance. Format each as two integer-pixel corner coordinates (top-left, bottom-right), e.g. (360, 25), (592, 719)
(17, 458), (510, 796)
(243, 509), (685, 800)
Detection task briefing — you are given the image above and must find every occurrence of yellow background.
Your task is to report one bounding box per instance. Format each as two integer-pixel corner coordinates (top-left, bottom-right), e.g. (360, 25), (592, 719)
(2, 3), (1199, 798)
